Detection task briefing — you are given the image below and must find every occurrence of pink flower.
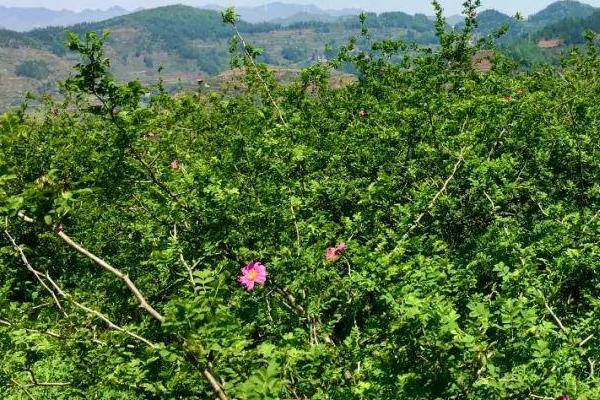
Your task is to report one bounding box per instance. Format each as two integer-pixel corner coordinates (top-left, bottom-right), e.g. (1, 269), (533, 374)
(326, 247), (339, 262)
(170, 160), (179, 170)
(325, 242), (347, 262)
(238, 261), (267, 291)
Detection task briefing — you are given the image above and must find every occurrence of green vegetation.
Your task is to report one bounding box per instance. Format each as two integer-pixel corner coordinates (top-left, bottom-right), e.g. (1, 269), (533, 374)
(15, 59), (50, 79)
(1, 2), (600, 399)
(535, 10), (600, 45)
(3, 2), (600, 112)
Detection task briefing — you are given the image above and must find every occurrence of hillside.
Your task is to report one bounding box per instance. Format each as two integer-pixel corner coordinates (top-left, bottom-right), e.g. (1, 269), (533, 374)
(2, 1), (600, 112)
(528, 0), (596, 27)
(463, 0), (597, 42)
(0, 5), (438, 112)
(534, 9), (600, 44)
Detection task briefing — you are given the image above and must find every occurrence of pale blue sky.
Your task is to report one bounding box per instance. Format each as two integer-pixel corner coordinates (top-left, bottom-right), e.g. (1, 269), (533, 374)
(1, 0), (599, 16)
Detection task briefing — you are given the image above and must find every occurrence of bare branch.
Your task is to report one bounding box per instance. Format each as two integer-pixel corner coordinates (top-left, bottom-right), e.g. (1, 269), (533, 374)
(4, 230), (66, 316)
(17, 211), (35, 223)
(580, 334), (594, 347)
(180, 253), (199, 293)
(26, 370), (71, 387)
(10, 378), (37, 400)
(403, 149), (466, 240)
(543, 300), (568, 333)
(203, 369), (229, 400)
(43, 273), (157, 348)
(55, 227), (164, 323)
(232, 25), (287, 126)
(12, 217), (229, 400)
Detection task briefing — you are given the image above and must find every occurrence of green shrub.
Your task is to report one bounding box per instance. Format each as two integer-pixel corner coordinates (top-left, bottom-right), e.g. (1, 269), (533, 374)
(15, 59), (50, 79)
(0, 3), (599, 399)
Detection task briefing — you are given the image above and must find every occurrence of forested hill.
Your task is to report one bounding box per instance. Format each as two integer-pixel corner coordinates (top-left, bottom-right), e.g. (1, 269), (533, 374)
(534, 9), (600, 45)
(2, 1), (600, 112)
(0, 5), (438, 111)
(461, 0), (598, 41)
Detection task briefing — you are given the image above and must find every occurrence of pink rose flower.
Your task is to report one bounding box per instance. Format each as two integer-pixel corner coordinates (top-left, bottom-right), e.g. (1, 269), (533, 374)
(238, 261), (267, 291)
(170, 160), (179, 170)
(325, 242), (346, 262)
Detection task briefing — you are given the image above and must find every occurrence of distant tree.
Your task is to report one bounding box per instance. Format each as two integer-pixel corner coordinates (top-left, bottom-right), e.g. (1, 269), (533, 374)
(15, 59), (50, 80)
(281, 45), (307, 62)
(143, 55), (154, 69)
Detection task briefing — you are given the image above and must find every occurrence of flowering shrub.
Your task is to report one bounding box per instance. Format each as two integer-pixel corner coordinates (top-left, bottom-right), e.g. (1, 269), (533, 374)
(325, 243), (346, 262)
(0, 1), (599, 399)
(238, 261), (268, 291)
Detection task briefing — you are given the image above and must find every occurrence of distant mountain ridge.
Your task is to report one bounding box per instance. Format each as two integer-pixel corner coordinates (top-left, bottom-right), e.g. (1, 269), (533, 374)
(0, 5), (131, 31)
(2, 1), (600, 112)
(457, 0), (597, 41)
(201, 2), (362, 23)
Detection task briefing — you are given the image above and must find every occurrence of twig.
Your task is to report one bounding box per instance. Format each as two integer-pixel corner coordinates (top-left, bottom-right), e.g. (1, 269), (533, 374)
(4, 230), (67, 317)
(26, 370), (71, 387)
(1, 318), (62, 339)
(17, 211), (35, 223)
(54, 227), (164, 323)
(290, 200), (301, 255)
(403, 149), (465, 240)
(13, 217), (229, 400)
(203, 369), (229, 400)
(543, 300), (568, 333)
(583, 209), (599, 233)
(580, 334), (594, 347)
(232, 25), (287, 126)
(180, 253), (199, 293)
(43, 273), (157, 348)
(275, 287), (305, 315)
(484, 191), (497, 211)
(11, 378), (37, 400)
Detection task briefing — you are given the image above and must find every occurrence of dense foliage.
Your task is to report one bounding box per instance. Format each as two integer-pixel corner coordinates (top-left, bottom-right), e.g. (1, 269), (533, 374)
(15, 59), (50, 80)
(1, 2), (600, 399)
(535, 10), (600, 45)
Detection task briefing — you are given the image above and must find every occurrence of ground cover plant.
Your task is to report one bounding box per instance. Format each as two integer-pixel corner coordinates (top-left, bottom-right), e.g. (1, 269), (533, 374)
(0, 1), (599, 398)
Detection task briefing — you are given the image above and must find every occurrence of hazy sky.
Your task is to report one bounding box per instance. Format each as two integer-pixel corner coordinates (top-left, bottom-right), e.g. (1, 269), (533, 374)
(1, 0), (600, 16)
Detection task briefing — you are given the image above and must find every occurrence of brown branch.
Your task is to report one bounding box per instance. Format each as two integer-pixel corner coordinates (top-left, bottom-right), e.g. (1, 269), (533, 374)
(179, 253), (199, 293)
(233, 25), (287, 126)
(43, 273), (157, 348)
(4, 230), (67, 317)
(203, 369), (229, 400)
(54, 227), (164, 323)
(403, 149), (465, 240)
(26, 370), (71, 387)
(542, 299), (568, 333)
(14, 217), (229, 400)
(11, 378), (37, 400)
